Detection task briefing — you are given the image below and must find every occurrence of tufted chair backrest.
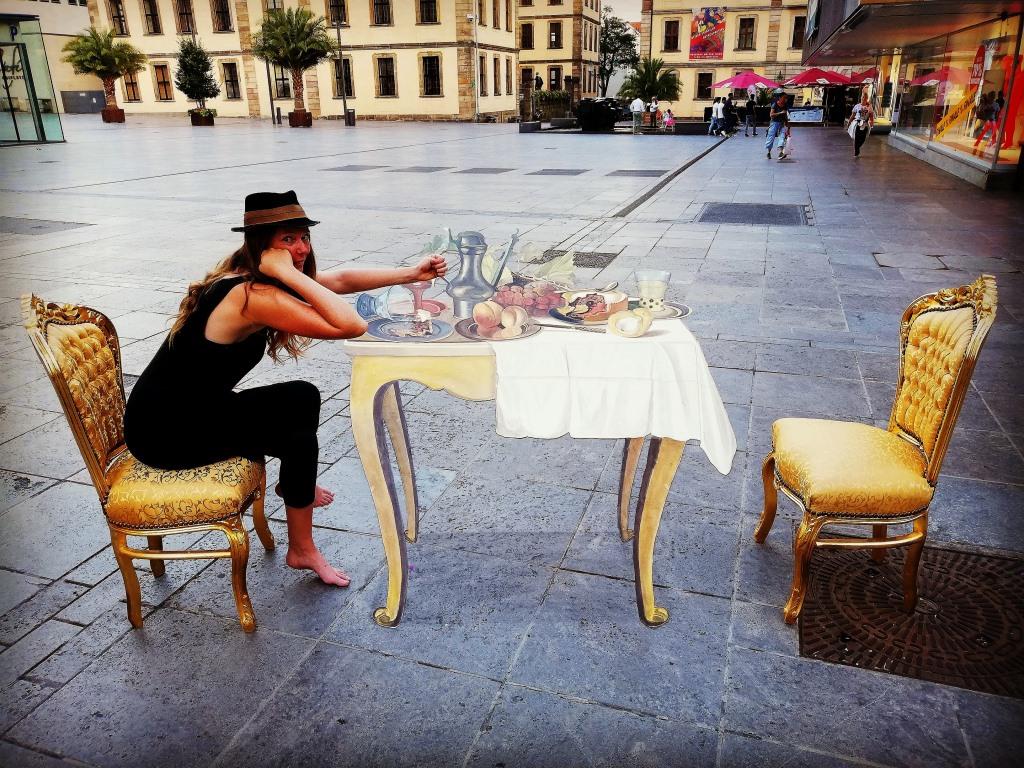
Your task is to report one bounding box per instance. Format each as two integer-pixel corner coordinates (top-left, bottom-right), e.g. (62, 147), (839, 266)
(22, 295), (127, 501)
(890, 275), (997, 485)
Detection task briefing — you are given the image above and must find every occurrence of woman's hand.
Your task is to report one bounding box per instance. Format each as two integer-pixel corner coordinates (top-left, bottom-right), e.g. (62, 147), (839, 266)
(409, 254), (448, 283)
(259, 248), (296, 281)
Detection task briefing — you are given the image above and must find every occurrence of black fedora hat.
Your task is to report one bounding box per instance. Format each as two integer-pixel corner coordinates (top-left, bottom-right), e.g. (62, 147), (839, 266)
(231, 190), (320, 232)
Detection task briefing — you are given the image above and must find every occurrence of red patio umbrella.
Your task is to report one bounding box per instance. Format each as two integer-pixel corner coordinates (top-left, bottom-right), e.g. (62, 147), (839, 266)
(711, 71), (782, 90)
(850, 67), (878, 84)
(908, 66), (969, 87)
(784, 68), (853, 86)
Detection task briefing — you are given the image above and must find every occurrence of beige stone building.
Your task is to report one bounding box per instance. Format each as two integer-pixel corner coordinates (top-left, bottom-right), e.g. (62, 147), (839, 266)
(517, 0), (599, 97)
(640, 0), (807, 118)
(81, 0), (518, 120)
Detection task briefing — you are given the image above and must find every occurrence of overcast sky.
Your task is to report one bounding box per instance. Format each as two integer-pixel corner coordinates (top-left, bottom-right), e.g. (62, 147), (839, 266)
(605, 0), (642, 22)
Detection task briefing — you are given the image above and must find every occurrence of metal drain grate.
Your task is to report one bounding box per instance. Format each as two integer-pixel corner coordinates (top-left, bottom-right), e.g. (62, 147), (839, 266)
(321, 165), (387, 172)
(697, 202), (808, 226)
(799, 545), (1024, 698)
(607, 169), (668, 177)
(534, 250), (620, 268)
(0, 217), (92, 235)
(528, 169), (589, 176)
(456, 167), (515, 174)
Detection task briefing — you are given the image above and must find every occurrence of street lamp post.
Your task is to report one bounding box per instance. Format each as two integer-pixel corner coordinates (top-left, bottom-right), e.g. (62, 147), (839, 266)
(469, 12), (479, 122)
(333, 15), (350, 125)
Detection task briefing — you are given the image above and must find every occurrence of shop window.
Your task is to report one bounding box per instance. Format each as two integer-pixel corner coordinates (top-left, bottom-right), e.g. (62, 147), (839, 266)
(333, 57), (354, 97)
(791, 16), (806, 49)
(493, 55), (501, 95)
(737, 18), (755, 50)
(663, 20), (679, 51)
(175, 0), (195, 34)
(549, 21), (562, 49)
(421, 55), (441, 96)
(372, 0), (392, 26)
(153, 64), (173, 101)
(122, 70), (141, 102)
(521, 23), (533, 50)
(479, 55), (487, 95)
(210, 0), (232, 32)
(141, 0), (162, 34)
(223, 62), (241, 99)
(273, 65), (290, 99)
(696, 72), (712, 100)
(548, 66), (561, 91)
(376, 56), (396, 96)
(327, 0), (347, 25)
(109, 0), (129, 36)
(417, 0), (438, 24)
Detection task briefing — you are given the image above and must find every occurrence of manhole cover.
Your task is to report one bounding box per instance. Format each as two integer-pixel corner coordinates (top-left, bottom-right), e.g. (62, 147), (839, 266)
(456, 167), (514, 174)
(322, 165), (387, 172)
(697, 203), (807, 226)
(800, 545), (1024, 698)
(0, 217), (92, 235)
(386, 166), (452, 173)
(534, 250), (619, 268)
(607, 169), (668, 177)
(528, 169), (588, 176)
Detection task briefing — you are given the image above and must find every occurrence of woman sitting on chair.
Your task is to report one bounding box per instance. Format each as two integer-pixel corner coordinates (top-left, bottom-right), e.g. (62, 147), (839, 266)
(124, 191), (446, 587)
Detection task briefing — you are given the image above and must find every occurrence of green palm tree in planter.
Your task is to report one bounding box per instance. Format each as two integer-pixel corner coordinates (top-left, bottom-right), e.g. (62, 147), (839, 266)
(619, 58), (681, 126)
(175, 38), (220, 126)
(252, 8), (337, 128)
(62, 27), (146, 124)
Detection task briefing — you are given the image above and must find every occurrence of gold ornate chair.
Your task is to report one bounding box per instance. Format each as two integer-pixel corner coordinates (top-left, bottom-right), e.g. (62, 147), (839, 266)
(755, 275), (997, 624)
(22, 295), (274, 633)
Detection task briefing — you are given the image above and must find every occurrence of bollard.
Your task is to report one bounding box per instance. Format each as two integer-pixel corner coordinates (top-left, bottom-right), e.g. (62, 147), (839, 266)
(275, 106), (282, 125)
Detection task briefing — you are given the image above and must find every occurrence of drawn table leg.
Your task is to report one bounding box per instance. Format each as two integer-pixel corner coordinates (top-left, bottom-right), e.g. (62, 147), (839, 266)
(380, 382), (419, 543)
(618, 438), (644, 541)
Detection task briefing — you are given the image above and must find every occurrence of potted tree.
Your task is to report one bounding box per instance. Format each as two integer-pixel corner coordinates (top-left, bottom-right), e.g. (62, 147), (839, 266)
(62, 27), (145, 124)
(252, 8), (337, 128)
(175, 37), (220, 126)
(619, 58), (681, 128)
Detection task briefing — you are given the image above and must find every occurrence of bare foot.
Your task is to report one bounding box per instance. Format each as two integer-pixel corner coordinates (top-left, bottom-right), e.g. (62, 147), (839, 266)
(275, 484), (335, 508)
(286, 548), (350, 587)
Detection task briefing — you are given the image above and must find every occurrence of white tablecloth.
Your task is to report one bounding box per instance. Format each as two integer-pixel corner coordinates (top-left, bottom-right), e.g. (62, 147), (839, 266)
(492, 320), (737, 475)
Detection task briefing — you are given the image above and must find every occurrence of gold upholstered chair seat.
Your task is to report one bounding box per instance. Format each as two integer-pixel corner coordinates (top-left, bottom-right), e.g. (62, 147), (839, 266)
(104, 453), (264, 529)
(772, 418), (932, 517)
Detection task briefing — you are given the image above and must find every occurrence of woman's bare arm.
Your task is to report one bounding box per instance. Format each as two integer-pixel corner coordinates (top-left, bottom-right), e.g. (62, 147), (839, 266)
(316, 255), (447, 294)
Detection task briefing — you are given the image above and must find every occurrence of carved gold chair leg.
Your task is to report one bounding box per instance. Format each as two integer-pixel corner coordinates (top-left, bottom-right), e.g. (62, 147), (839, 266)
(754, 452), (777, 544)
(381, 382), (419, 544)
(783, 513), (827, 624)
(618, 437), (643, 542)
(902, 513), (928, 612)
(220, 516), (256, 633)
(109, 527), (144, 629)
(251, 465), (276, 552)
(147, 535), (165, 577)
(871, 524), (888, 562)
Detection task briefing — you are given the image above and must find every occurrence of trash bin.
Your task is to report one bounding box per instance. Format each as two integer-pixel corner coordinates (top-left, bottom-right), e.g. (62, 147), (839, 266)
(345, 108), (356, 126)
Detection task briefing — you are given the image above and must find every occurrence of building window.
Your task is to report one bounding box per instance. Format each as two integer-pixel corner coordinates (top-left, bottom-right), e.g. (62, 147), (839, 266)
(477, 0), (486, 26)
(109, 0), (129, 35)
(549, 21), (562, 49)
(273, 64), (290, 98)
(211, 0), (232, 32)
(505, 57), (512, 96)
(223, 62), (241, 99)
(421, 54), (441, 96)
(549, 0), (562, 4)
(376, 56), (396, 96)
(520, 0), (532, 6)
(791, 16), (806, 48)
(548, 66), (561, 91)
(493, 55), (500, 95)
(737, 17), (755, 50)
(696, 72), (712, 100)
(175, 0), (195, 34)
(327, 0), (347, 25)
(372, 0), (392, 25)
(153, 64), (173, 100)
(417, 0), (437, 24)
(522, 67), (533, 87)
(493, 0), (499, 29)
(663, 20), (678, 51)
(334, 57), (353, 97)
(505, 0), (511, 30)
(521, 23), (533, 49)
(141, 0), (162, 34)
(266, 0), (284, 10)
(479, 55), (487, 95)
(123, 70), (141, 101)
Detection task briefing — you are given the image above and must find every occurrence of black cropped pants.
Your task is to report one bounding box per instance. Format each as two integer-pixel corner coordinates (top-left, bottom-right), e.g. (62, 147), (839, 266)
(126, 380), (321, 509)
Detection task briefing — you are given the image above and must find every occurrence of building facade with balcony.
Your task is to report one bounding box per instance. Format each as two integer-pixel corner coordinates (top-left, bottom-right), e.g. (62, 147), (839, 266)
(517, 0), (600, 97)
(81, 0), (518, 121)
(639, 0), (808, 118)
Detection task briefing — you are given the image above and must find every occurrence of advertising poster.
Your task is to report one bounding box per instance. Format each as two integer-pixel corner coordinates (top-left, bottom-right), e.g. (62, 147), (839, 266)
(691, 8), (726, 60)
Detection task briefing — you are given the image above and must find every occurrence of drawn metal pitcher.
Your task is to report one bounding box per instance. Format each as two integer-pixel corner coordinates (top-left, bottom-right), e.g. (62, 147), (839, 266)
(445, 229), (519, 318)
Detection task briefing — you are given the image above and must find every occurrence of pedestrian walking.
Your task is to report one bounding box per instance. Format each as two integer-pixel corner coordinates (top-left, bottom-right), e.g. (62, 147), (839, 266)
(765, 92), (789, 158)
(649, 96), (660, 129)
(848, 93), (875, 157)
(744, 93), (757, 136)
(663, 109), (676, 131)
(708, 96), (721, 135)
(724, 95), (736, 134)
(629, 95), (645, 134)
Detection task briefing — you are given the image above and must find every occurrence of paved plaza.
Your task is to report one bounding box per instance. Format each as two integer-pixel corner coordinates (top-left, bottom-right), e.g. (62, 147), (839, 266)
(0, 116), (1022, 767)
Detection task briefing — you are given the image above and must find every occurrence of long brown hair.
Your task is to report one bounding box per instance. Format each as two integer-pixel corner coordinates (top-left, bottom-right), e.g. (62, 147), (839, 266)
(168, 226), (316, 362)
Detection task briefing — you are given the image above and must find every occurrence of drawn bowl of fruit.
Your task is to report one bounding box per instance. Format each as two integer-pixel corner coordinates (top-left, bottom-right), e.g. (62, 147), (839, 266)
(455, 301), (541, 341)
(553, 289), (629, 323)
(492, 279), (565, 318)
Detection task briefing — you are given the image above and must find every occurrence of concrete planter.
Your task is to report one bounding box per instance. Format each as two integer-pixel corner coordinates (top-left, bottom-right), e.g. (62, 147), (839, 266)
(288, 109), (313, 128)
(189, 112), (215, 127)
(101, 107), (125, 123)
(550, 117), (577, 129)
(519, 121), (541, 133)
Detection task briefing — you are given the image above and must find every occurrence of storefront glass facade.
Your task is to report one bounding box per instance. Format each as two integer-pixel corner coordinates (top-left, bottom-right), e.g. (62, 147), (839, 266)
(0, 17), (65, 144)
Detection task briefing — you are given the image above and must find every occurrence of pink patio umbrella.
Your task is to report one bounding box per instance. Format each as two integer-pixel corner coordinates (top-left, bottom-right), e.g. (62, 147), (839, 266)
(784, 68), (853, 86)
(850, 67), (879, 84)
(908, 66), (969, 87)
(711, 71), (782, 90)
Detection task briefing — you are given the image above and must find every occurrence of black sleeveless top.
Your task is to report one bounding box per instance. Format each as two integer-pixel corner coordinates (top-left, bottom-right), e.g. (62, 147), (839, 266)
(124, 276), (267, 445)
